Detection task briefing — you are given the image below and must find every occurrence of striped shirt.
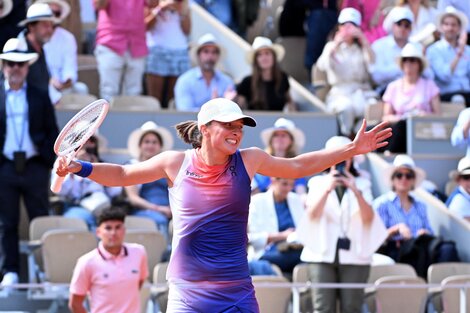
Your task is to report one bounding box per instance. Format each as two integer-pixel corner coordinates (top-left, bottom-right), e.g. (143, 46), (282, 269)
(373, 191), (433, 241)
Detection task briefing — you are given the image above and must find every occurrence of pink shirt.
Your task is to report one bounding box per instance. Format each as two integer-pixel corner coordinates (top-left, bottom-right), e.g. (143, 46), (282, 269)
(70, 242), (148, 313)
(95, 0), (148, 57)
(382, 77), (439, 117)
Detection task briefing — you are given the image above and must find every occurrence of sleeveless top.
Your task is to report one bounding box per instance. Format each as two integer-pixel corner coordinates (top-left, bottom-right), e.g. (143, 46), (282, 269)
(168, 149), (252, 282)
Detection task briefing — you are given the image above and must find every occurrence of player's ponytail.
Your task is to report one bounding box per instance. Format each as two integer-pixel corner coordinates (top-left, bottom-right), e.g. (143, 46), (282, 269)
(175, 121), (202, 149)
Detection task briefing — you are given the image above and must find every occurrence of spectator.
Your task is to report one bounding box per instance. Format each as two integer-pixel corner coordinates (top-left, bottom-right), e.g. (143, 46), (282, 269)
(451, 107), (470, 156)
(382, 43), (441, 153)
(18, 3), (56, 95)
(69, 207), (148, 313)
(341, 0), (387, 43)
(236, 36), (295, 111)
(374, 154), (459, 277)
(125, 121), (173, 242)
(248, 177), (304, 274)
(93, 0), (157, 101)
(304, 0), (339, 75)
(0, 0), (25, 49)
(438, 0), (470, 44)
(252, 118), (307, 196)
(382, 42), (440, 153)
(59, 137), (122, 231)
(317, 7), (377, 137)
(427, 6), (470, 106)
(145, 0), (191, 108)
(298, 136), (387, 313)
(40, 0), (88, 105)
(174, 33), (234, 111)
(370, 6), (414, 94)
(446, 157), (470, 221)
(391, 0), (438, 44)
(0, 38), (59, 286)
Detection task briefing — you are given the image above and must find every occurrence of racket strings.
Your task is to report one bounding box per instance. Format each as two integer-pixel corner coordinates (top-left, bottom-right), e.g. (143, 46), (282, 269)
(56, 105), (105, 154)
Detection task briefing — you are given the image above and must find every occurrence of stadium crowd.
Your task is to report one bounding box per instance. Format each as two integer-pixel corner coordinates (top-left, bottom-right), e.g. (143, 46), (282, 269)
(1, 0), (470, 312)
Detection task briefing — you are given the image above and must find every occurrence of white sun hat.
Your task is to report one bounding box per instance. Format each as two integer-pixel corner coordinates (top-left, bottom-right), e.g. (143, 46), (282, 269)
(338, 7), (362, 26)
(457, 157), (470, 176)
(0, 38), (38, 64)
(397, 42), (428, 69)
(437, 6), (469, 34)
(197, 98), (257, 128)
(383, 6), (414, 33)
(260, 118), (305, 152)
(127, 121), (174, 159)
(18, 2), (58, 26)
(36, 0), (71, 22)
(189, 33), (225, 64)
(245, 36), (285, 64)
(385, 154), (426, 187)
(0, 0), (13, 19)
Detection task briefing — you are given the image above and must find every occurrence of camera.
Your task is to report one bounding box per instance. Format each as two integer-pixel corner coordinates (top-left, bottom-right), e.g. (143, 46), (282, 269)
(335, 161), (346, 177)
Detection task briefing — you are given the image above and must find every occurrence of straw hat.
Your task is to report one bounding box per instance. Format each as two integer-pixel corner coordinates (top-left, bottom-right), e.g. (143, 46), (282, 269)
(437, 6), (469, 33)
(383, 6), (414, 34)
(127, 121), (174, 159)
(385, 154), (426, 187)
(260, 118), (305, 152)
(36, 0), (71, 22)
(198, 98), (256, 128)
(18, 2), (58, 26)
(245, 36), (285, 64)
(338, 7), (362, 26)
(397, 42), (428, 69)
(0, 0), (13, 19)
(189, 33), (225, 64)
(457, 157), (470, 176)
(0, 38), (38, 64)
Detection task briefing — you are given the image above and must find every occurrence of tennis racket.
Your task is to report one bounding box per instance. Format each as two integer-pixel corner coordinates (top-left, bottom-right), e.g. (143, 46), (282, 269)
(50, 99), (109, 193)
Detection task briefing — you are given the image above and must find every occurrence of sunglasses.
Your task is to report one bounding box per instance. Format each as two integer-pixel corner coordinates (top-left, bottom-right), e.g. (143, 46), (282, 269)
(395, 21), (412, 29)
(5, 61), (28, 68)
(460, 175), (470, 180)
(393, 172), (415, 180)
(402, 57), (420, 63)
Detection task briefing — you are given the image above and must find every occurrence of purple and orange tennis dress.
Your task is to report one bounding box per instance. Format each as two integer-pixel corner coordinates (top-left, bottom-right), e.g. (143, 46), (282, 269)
(166, 149), (259, 313)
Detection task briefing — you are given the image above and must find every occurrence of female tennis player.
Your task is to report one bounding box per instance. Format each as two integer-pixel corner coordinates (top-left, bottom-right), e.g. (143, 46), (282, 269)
(56, 98), (391, 312)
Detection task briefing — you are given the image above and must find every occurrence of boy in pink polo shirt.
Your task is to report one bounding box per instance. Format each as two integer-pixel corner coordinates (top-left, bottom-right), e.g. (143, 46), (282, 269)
(69, 207), (148, 313)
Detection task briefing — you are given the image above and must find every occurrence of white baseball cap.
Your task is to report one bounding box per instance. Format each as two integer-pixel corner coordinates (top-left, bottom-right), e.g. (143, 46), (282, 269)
(338, 7), (362, 26)
(383, 6), (414, 33)
(457, 157), (470, 176)
(197, 98), (257, 128)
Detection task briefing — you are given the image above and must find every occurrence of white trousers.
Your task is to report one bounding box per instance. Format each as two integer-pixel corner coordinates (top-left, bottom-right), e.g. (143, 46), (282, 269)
(94, 44), (146, 101)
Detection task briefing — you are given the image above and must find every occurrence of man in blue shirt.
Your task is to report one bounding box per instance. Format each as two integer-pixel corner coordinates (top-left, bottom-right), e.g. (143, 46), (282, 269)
(427, 7), (470, 106)
(446, 157), (470, 221)
(174, 33), (234, 111)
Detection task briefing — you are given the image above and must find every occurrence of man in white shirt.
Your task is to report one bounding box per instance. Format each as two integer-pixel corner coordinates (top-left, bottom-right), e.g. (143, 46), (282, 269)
(369, 7), (414, 94)
(446, 157), (470, 222)
(41, 0), (88, 104)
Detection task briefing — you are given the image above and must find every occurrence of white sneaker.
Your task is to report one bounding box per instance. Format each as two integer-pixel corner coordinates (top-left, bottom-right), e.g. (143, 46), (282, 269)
(1, 272), (19, 286)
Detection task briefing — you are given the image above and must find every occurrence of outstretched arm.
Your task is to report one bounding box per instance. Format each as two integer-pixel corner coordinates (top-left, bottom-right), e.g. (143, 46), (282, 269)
(243, 120), (391, 179)
(55, 150), (185, 187)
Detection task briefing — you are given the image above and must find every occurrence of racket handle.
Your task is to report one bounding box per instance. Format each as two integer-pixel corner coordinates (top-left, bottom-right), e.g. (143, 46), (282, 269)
(50, 173), (66, 193)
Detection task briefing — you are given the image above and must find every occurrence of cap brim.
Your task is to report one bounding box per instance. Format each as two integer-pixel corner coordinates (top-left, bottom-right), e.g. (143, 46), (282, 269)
(459, 169), (470, 176)
(0, 52), (38, 64)
(213, 113), (257, 127)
